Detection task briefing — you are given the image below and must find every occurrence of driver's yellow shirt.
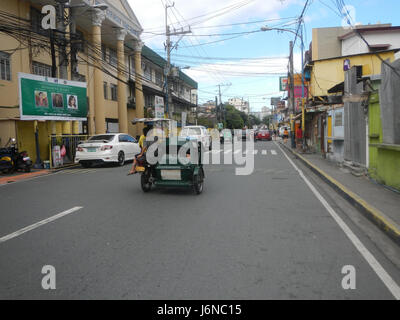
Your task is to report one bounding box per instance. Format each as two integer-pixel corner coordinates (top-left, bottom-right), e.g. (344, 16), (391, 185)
(138, 135), (146, 149)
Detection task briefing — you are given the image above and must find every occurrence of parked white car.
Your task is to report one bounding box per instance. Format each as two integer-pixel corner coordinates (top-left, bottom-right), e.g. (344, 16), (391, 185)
(75, 133), (141, 167)
(179, 126), (211, 150)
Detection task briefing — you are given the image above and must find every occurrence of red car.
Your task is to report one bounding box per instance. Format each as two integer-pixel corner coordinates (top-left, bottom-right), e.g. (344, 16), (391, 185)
(256, 130), (272, 141)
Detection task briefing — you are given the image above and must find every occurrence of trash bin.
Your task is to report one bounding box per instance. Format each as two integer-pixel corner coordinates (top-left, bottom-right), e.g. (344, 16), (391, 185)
(43, 160), (50, 169)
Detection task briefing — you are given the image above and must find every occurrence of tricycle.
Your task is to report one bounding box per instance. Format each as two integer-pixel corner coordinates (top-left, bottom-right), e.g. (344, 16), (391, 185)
(130, 118), (205, 195)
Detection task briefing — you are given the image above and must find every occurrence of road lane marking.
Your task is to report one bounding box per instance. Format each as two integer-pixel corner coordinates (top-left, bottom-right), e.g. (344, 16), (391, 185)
(224, 150), (232, 154)
(262, 150), (267, 155)
(271, 150), (277, 155)
(275, 142), (400, 300)
(0, 207), (83, 244)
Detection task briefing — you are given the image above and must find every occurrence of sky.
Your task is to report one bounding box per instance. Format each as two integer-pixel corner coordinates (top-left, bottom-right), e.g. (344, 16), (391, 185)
(128, 0), (400, 112)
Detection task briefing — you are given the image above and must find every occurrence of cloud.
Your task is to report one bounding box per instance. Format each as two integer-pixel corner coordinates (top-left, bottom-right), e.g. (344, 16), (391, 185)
(183, 52), (301, 84)
(127, 0), (302, 110)
(129, 0), (298, 47)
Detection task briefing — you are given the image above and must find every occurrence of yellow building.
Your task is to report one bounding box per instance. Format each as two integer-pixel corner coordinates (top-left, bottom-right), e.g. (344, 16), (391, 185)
(304, 24), (399, 159)
(307, 24), (398, 99)
(0, 0), (145, 164)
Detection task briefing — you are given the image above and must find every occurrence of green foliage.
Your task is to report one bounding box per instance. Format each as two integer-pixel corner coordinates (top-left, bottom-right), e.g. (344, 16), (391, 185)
(197, 117), (215, 128)
(262, 115), (273, 127)
(249, 114), (261, 127)
(225, 104), (244, 129)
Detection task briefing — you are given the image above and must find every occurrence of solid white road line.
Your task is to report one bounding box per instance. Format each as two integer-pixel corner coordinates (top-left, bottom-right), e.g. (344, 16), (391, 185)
(0, 207), (83, 244)
(262, 150), (268, 155)
(275, 142), (400, 300)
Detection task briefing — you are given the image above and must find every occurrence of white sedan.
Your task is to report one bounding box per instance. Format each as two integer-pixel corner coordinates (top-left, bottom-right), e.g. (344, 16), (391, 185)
(179, 126), (212, 150)
(75, 133), (141, 167)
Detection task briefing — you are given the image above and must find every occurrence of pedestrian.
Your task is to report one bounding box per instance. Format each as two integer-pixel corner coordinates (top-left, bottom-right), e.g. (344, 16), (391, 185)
(296, 126), (303, 150)
(283, 128), (289, 143)
(273, 129), (277, 140)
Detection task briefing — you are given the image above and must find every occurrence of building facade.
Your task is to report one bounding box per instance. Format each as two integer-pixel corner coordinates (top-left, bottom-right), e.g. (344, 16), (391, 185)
(0, 0), (197, 164)
(304, 24), (399, 167)
(228, 97), (249, 114)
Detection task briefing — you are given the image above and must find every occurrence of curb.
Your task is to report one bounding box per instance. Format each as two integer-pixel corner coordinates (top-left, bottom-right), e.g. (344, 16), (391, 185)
(279, 142), (400, 246)
(0, 170), (50, 185)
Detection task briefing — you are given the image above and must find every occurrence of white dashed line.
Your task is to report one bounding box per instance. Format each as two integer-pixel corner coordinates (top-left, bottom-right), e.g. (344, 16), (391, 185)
(0, 207), (83, 244)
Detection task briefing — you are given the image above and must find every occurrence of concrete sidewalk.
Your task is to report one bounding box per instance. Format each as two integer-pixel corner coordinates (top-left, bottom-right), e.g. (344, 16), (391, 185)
(279, 139), (400, 245)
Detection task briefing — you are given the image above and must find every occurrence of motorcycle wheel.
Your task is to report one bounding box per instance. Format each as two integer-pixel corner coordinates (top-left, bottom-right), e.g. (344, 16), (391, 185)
(141, 171), (152, 192)
(193, 168), (204, 195)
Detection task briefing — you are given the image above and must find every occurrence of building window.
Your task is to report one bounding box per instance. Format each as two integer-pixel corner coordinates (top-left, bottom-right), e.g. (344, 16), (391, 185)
(75, 30), (85, 53)
(102, 44), (107, 61)
(335, 111), (343, 127)
(155, 70), (163, 87)
(32, 61), (52, 77)
(142, 63), (151, 81)
(110, 84), (117, 101)
(104, 82), (108, 99)
(0, 51), (11, 81)
(145, 94), (154, 108)
(129, 56), (135, 75)
(109, 48), (117, 67)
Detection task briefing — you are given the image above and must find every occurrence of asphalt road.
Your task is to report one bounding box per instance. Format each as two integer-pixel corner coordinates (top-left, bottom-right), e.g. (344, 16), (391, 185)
(0, 140), (399, 299)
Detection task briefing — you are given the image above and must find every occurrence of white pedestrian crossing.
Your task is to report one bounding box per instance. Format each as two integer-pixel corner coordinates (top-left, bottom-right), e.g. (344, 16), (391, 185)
(203, 149), (278, 158)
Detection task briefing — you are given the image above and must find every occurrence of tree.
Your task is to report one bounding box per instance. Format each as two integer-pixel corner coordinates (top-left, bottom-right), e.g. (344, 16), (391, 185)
(262, 115), (273, 127)
(225, 104), (244, 129)
(249, 114), (261, 127)
(238, 111), (249, 127)
(197, 116), (215, 128)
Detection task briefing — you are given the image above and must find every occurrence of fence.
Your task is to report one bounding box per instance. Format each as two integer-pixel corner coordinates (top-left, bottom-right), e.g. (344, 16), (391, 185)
(49, 135), (88, 169)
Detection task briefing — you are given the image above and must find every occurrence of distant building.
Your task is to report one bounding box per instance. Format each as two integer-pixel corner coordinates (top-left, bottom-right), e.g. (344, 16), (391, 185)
(198, 100), (216, 115)
(228, 97), (249, 114)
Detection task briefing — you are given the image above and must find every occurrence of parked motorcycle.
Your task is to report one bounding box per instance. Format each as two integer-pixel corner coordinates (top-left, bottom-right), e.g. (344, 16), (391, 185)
(0, 138), (32, 174)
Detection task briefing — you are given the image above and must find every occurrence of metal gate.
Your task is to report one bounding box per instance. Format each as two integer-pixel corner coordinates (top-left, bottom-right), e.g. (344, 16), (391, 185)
(49, 135), (88, 168)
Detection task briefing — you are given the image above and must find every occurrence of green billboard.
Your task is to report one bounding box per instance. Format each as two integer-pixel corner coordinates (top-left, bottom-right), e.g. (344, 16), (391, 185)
(18, 72), (87, 121)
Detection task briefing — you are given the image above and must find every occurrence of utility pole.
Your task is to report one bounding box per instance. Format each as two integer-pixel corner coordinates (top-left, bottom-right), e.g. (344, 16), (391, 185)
(50, 29), (57, 78)
(57, 1), (68, 80)
(164, 2), (191, 120)
(215, 96), (218, 128)
(289, 40), (296, 148)
(218, 84), (222, 124)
